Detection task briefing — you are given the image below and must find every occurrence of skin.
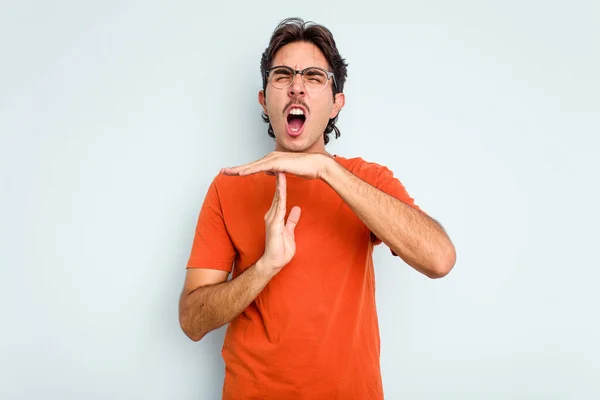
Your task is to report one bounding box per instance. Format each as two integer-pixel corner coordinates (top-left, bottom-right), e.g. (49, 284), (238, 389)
(258, 41), (345, 154)
(178, 41), (456, 342)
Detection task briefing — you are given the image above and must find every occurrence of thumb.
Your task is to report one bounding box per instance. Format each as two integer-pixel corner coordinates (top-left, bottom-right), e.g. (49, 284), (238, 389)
(285, 206), (301, 234)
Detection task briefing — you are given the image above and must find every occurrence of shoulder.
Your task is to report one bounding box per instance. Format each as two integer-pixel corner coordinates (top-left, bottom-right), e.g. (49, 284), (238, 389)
(208, 171), (272, 207)
(335, 154), (422, 211)
(333, 154), (396, 183)
(211, 171), (266, 191)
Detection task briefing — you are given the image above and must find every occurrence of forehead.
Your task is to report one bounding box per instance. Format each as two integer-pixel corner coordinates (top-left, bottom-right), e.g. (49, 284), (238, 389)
(272, 41), (329, 70)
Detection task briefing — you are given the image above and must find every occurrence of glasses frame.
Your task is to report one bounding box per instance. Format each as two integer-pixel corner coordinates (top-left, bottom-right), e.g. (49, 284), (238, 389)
(265, 65), (337, 91)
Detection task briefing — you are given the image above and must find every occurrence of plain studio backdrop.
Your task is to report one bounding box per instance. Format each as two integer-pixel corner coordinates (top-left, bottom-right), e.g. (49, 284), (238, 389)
(1, 1), (598, 399)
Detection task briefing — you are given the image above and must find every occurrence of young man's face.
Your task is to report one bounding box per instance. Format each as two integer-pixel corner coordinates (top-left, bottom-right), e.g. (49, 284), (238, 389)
(259, 41), (345, 154)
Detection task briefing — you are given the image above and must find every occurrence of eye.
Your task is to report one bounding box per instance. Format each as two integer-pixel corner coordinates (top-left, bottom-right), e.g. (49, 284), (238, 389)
(272, 68), (293, 80)
(304, 69), (326, 84)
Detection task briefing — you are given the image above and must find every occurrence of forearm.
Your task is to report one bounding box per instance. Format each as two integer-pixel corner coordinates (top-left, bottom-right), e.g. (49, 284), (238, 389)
(179, 260), (274, 341)
(322, 161), (455, 278)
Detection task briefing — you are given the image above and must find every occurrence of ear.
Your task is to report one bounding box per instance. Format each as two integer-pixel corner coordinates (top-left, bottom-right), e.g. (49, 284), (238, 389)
(330, 92), (345, 119)
(258, 90), (268, 115)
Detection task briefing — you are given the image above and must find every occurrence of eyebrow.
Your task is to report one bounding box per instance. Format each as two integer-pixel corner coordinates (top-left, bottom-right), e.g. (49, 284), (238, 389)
(304, 69), (323, 75)
(273, 65), (328, 72)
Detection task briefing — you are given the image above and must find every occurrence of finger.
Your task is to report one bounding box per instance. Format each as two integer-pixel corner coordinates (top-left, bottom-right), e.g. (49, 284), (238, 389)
(285, 206), (302, 234)
(221, 166), (247, 175)
(239, 160), (278, 176)
(240, 153), (288, 176)
(275, 172), (287, 220)
(265, 175), (279, 222)
(224, 153), (275, 175)
(223, 159), (264, 175)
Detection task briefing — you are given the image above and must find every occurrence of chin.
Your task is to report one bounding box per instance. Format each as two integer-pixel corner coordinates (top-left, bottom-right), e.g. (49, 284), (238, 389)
(277, 139), (306, 152)
(277, 133), (321, 153)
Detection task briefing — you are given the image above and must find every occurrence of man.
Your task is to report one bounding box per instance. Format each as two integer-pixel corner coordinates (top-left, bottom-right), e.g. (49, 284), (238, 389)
(179, 17), (456, 400)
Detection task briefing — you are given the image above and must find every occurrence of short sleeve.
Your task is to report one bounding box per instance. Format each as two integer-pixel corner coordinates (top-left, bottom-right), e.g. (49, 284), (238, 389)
(186, 179), (237, 272)
(371, 166), (425, 253)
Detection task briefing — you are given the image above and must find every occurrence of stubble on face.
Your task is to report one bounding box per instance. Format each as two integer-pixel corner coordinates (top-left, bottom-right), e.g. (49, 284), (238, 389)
(261, 41), (338, 154)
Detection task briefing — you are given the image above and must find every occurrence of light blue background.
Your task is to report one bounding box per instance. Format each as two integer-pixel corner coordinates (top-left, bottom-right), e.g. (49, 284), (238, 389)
(1, 1), (598, 399)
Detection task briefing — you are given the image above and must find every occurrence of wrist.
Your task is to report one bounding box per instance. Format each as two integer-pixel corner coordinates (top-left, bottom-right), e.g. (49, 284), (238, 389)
(319, 155), (343, 185)
(254, 257), (277, 280)
(319, 154), (339, 183)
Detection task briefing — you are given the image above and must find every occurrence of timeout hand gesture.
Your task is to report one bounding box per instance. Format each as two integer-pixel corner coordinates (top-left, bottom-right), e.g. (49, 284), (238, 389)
(257, 172), (301, 275)
(222, 152), (337, 275)
(221, 151), (332, 180)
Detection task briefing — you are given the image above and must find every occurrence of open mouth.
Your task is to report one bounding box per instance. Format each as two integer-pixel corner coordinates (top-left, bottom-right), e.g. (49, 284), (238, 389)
(286, 107), (306, 136)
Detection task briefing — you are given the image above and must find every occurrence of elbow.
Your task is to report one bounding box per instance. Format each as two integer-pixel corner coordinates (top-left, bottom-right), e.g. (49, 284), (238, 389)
(178, 310), (207, 342)
(179, 317), (206, 342)
(187, 333), (205, 342)
(425, 265), (451, 279)
(426, 245), (456, 279)
(184, 328), (205, 342)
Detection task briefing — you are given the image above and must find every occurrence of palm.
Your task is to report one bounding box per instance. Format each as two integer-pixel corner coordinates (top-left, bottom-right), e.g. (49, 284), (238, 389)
(282, 227), (296, 262)
(262, 173), (301, 272)
(281, 207), (300, 263)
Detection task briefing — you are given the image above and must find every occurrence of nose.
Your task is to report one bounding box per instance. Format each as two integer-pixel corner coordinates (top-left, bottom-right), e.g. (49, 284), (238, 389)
(288, 73), (305, 97)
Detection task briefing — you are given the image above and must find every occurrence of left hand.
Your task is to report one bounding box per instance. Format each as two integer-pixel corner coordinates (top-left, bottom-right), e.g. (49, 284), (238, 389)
(221, 152), (333, 180)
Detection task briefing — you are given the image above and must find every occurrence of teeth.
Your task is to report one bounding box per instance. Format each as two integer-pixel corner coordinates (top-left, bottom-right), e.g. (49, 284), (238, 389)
(289, 108), (304, 116)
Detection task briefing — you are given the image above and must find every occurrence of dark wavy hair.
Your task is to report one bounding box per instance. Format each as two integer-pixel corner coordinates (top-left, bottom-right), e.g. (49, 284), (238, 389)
(260, 18), (348, 145)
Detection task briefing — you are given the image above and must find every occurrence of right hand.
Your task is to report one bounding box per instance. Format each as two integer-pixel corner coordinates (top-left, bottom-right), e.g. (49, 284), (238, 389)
(257, 172), (301, 276)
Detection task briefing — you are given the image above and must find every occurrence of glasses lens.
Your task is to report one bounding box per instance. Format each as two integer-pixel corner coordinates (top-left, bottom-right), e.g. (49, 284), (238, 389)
(269, 67), (294, 89)
(302, 68), (328, 90)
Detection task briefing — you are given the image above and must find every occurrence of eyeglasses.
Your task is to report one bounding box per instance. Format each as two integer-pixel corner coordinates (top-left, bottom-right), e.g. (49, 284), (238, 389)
(265, 65), (336, 91)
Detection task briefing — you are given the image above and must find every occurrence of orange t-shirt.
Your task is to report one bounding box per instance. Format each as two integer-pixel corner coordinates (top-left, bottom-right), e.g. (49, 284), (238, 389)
(186, 155), (422, 400)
